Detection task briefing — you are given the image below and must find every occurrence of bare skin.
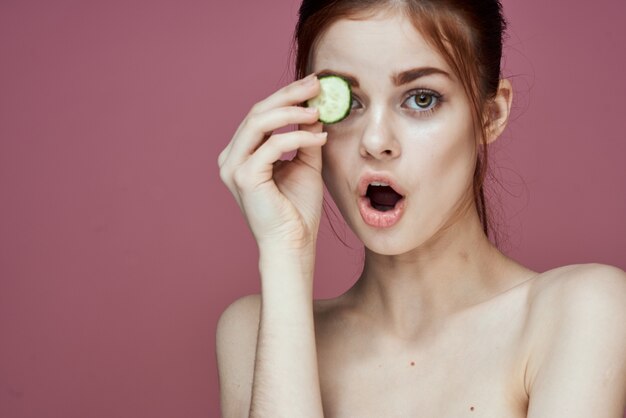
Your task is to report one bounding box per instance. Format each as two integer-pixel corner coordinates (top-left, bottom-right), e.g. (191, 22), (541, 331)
(217, 8), (626, 418)
(219, 263), (626, 417)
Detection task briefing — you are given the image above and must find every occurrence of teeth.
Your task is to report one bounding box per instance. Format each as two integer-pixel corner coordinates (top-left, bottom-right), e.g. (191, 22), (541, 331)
(369, 181), (389, 187)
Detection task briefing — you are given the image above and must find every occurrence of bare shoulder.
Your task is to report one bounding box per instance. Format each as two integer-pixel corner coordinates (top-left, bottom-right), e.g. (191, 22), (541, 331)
(528, 262), (626, 302)
(524, 263), (626, 417)
(526, 263), (626, 331)
(525, 262), (626, 346)
(216, 294), (261, 418)
(216, 293), (261, 341)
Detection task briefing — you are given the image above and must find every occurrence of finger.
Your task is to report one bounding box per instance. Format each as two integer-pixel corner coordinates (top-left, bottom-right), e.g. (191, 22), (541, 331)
(250, 73), (320, 115)
(294, 121), (325, 171)
(299, 120), (323, 134)
(236, 130), (328, 192)
(219, 75), (321, 168)
(225, 106), (320, 167)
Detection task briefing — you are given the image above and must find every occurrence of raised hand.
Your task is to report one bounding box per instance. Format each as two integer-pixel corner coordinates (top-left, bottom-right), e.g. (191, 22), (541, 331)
(218, 74), (327, 252)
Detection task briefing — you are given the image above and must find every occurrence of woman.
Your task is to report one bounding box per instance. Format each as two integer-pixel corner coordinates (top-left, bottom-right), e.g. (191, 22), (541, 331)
(216, 0), (626, 416)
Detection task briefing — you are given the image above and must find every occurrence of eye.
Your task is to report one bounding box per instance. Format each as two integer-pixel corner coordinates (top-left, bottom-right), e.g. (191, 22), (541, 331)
(402, 89), (441, 112)
(350, 95), (363, 110)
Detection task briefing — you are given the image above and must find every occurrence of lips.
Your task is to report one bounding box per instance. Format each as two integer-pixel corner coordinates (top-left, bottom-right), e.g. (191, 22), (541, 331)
(357, 173), (406, 198)
(356, 173), (407, 228)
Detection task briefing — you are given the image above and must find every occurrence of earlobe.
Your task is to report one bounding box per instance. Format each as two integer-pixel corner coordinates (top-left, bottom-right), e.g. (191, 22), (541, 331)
(484, 79), (513, 144)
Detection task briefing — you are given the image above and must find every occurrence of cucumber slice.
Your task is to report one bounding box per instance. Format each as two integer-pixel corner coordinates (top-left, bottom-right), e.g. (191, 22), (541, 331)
(306, 75), (351, 124)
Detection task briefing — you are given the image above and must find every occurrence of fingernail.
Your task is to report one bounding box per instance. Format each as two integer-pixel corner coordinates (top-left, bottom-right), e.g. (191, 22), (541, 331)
(315, 132), (328, 139)
(305, 106), (318, 113)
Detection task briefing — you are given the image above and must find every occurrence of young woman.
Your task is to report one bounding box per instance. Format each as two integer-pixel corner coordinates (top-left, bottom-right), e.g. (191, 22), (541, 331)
(216, 1), (626, 416)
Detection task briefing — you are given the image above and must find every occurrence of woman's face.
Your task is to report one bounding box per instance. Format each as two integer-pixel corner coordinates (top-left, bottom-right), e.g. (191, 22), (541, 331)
(312, 10), (479, 255)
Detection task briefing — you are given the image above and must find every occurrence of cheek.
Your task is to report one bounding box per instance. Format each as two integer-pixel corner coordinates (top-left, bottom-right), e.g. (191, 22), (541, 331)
(321, 132), (363, 225)
(321, 121), (356, 175)
(321, 141), (346, 198)
(399, 110), (475, 170)
(392, 109), (475, 220)
(419, 114), (477, 206)
(434, 128), (475, 180)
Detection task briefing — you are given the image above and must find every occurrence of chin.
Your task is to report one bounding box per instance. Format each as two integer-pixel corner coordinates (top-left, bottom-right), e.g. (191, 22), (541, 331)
(357, 227), (425, 256)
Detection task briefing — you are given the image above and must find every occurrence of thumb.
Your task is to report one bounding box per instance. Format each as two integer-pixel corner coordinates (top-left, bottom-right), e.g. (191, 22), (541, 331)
(295, 121), (325, 171)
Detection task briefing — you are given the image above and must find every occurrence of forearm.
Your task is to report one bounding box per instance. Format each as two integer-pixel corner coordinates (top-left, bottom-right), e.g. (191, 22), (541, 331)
(249, 247), (324, 418)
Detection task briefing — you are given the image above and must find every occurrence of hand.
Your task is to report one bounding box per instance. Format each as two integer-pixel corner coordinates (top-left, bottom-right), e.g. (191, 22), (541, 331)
(218, 74), (327, 252)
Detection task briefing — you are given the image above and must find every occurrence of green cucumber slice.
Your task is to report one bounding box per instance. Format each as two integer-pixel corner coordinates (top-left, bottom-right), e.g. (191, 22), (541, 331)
(306, 75), (351, 124)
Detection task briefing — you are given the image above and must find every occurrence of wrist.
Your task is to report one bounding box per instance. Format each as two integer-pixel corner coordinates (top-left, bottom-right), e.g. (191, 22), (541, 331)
(258, 246), (316, 286)
(258, 240), (316, 265)
(259, 249), (315, 275)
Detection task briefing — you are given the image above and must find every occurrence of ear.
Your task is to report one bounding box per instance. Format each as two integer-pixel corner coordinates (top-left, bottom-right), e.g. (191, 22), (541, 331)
(483, 79), (513, 144)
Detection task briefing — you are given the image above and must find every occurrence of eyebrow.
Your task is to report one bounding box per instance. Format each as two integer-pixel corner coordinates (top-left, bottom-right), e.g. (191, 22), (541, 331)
(316, 70), (360, 88)
(316, 66), (450, 89)
(392, 67), (451, 85)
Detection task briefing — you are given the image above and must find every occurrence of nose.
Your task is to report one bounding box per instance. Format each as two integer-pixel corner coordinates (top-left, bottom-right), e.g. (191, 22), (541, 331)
(359, 108), (400, 160)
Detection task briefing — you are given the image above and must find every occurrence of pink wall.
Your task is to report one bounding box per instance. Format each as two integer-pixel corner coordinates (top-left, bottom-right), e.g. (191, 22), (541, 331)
(1, 0), (624, 417)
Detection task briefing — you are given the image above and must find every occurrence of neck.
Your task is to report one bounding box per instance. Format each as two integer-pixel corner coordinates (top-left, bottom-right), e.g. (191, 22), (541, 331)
(349, 206), (534, 338)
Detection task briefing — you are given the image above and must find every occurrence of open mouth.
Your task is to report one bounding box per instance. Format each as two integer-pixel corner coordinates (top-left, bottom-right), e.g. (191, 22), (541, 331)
(365, 183), (404, 212)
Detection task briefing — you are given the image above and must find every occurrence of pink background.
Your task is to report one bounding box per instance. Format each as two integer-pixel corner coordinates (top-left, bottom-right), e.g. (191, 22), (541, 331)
(1, 0), (624, 417)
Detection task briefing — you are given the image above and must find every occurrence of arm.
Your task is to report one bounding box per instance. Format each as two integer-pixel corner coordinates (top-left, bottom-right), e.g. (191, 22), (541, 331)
(216, 295), (260, 417)
(526, 264), (626, 417)
(216, 75), (326, 417)
(250, 247), (323, 417)
(216, 252), (323, 418)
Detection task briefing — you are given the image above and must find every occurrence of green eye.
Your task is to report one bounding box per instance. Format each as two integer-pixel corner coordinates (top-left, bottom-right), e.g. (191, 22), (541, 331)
(403, 90), (441, 111)
(415, 94), (433, 108)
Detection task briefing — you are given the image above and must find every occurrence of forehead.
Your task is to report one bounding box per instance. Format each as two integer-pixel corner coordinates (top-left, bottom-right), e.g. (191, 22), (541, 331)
(311, 10), (453, 80)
